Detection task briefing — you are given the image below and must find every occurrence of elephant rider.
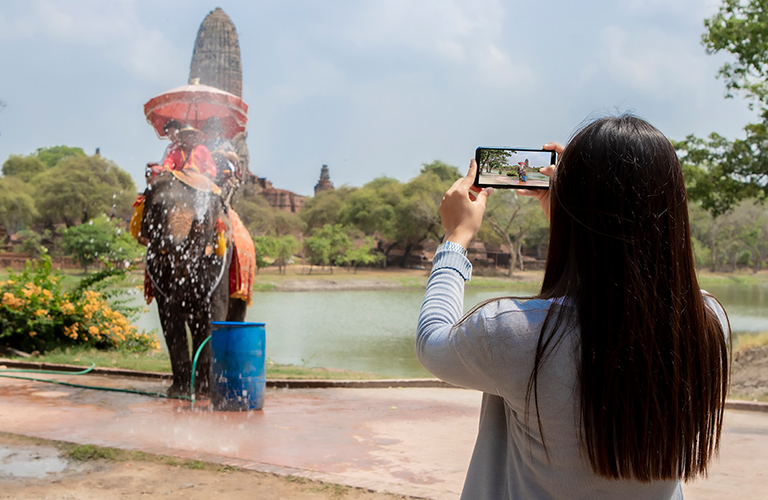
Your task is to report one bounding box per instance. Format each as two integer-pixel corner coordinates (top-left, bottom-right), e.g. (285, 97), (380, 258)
(145, 119), (182, 180)
(161, 124), (218, 179)
(160, 119), (182, 162)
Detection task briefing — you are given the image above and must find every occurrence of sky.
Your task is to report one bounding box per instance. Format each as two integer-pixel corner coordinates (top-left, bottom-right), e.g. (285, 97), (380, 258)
(0, 0), (760, 196)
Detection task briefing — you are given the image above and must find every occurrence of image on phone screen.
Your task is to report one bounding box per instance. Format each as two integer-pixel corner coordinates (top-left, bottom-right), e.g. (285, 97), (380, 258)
(475, 147), (555, 189)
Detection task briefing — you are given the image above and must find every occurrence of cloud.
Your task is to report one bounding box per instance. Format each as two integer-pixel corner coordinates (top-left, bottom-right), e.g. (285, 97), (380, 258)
(341, 0), (503, 61)
(586, 25), (714, 95)
(0, 0), (185, 85)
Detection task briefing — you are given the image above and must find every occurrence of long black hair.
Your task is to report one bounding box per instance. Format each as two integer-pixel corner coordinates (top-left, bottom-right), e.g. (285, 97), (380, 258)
(530, 115), (729, 481)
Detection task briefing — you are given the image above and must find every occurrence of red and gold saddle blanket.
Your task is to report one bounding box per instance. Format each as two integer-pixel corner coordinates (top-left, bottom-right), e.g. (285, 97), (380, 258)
(228, 209), (256, 305)
(171, 170), (221, 195)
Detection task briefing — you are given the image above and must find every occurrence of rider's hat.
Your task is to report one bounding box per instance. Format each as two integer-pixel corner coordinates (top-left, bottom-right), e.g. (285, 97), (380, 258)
(178, 125), (200, 136)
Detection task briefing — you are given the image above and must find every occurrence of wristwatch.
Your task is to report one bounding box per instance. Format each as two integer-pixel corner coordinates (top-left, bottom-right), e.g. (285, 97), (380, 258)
(436, 241), (467, 257)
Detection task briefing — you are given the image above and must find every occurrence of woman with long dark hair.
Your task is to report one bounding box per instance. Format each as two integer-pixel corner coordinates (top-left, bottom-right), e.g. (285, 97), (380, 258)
(417, 115), (730, 499)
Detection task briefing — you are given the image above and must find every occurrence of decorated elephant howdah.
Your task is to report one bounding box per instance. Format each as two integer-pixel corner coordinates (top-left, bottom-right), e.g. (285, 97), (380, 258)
(139, 170), (252, 396)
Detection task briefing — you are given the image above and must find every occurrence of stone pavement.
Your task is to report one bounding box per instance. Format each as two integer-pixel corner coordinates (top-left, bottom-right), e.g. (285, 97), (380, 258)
(0, 372), (766, 499)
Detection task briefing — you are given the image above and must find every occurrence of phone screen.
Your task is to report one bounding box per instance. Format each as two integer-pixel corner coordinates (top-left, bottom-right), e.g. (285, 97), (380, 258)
(475, 147), (555, 189)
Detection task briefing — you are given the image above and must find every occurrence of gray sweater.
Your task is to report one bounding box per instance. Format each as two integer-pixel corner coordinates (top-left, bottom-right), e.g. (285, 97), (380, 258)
(416, 249), (728, 500)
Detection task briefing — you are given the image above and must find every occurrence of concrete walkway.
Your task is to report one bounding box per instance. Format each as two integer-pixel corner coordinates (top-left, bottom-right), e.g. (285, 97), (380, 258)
(0, 372), (766, 499)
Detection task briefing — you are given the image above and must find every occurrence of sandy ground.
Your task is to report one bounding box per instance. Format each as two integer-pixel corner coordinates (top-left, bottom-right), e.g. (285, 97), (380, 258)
(730, 345), (768, 401)
(0, 434), (418, 500)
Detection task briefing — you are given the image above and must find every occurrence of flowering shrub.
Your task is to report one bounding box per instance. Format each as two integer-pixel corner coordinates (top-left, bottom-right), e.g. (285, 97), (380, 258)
(0, 256), (159, 353)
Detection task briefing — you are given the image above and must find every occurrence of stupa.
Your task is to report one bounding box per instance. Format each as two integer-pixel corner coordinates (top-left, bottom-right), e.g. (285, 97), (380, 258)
(189, 8), (249, 170)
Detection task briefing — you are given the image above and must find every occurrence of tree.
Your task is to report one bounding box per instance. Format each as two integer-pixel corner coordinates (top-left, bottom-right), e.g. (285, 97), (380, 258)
(477, 149), (513, 174)
(60, 215), (142, 272)
(34, 154), (136, 228)
(419, 160), (462, 182)
(303, 224), (350, 274)
(252, 235), (277, 273)
(299, 187), (354, 232)
(673, 134), (759, 217)
(482, 191), (546, 276)
(673, 1), (768, 213)
(2, 154), (47, 182)
(336, 161), (459, 267)
(675, 0), (768, 214)
(341, 236), (383, 273)
(232, 186), (305, 237)
(14, 229), (49, 258)
(338, 177), (401, 237)
(34, 145), (86, 168)
(0, 176), (37, 232)
(274, 235), (300, 274)
(391, 162), (454, 267)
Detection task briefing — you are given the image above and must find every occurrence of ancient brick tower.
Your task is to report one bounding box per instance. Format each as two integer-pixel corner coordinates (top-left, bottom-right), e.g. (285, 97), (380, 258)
(189, 8), (250, 171)
(314, 164), (334, 195)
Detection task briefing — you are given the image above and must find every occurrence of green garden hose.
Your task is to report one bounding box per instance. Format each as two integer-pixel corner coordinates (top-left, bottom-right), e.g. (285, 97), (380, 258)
(189, 335), (212, 406)
(0, 362), (96, 376)
(0, 335), (213, 404)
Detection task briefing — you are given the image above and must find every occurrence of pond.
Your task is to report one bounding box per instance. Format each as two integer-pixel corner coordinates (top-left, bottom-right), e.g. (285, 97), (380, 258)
(134, 282), (768, 378)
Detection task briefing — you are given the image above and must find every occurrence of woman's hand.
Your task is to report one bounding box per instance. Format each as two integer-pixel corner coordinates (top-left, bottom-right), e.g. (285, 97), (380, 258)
(439, 159), (493, 249)
(518, 141), (563, 221)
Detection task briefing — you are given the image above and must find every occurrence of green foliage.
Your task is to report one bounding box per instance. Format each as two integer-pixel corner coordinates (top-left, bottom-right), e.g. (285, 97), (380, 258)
(0, 255), (158, 354)
(1, 154), (46, 182)
(0, 176), (37, 232)
(232, 186), (304, 237)
(303, 224), (350, 272)
(677, 1), (768, 214)
(34, 155), (136, 227)
(338, 178), (401, 236)
(483, 191), (546, 275)
(60, 215), (143, 272)
(419, 160), (462, 181)
(687, 198), (768, 272)
(477, 149), (514, 174)
(34, 145), (86, 168)
(274, 235), (300, 274)
(252, 235), (277, 271)
(251, 234), (300, 274)
(299, 187), (354, 232)
(14, 229), (48, 257)
(340, 236), (383, 272)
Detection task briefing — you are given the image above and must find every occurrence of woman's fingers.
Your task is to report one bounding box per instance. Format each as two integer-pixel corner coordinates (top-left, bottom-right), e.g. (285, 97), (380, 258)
(543, 141), (564, 155)
(539, 164), (555, 178)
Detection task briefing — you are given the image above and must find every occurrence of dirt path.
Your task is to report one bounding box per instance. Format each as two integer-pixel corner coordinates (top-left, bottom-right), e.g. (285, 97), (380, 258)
(731, 345), (768, 401)
(0, 434), (418, 500)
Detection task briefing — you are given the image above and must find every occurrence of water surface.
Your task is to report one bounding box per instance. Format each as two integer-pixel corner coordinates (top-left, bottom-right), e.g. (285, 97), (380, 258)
(135, 282), (768, 378)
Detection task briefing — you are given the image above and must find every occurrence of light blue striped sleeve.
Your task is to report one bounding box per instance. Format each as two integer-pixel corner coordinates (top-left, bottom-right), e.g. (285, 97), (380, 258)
(416, 249), (499, 392)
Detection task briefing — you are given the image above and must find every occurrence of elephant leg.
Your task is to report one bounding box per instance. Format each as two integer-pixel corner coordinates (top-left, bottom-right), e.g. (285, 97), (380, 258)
(188, 307), (213, 397)
(227, 298), (248, 322)
(156, 293), (192, 397)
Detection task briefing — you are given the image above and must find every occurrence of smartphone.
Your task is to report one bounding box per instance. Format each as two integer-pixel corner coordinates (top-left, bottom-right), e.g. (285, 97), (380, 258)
(475, 147), (556, 189)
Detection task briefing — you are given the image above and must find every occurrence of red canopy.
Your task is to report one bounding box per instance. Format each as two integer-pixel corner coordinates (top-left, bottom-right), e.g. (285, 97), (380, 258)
(144, 83), (248, 140)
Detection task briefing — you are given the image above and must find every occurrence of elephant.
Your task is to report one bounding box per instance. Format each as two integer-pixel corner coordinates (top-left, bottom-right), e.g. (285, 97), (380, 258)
(140, 171), (248, 397)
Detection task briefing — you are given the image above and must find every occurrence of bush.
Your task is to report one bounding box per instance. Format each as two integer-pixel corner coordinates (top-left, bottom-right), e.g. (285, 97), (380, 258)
(0, 255), (158, 354)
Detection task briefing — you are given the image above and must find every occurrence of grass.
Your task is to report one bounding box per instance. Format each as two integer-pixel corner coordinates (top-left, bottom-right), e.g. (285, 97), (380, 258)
(26, 348), (173, 373)
(54, 440), (239, 472)
(696, 270), (768, 287)
(733, 331), (768, 352)
(4, 347), (387, 380)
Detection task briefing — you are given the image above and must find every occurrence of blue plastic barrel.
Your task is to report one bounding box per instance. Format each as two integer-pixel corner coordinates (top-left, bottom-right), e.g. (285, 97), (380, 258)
(210, 321), (266, 411)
